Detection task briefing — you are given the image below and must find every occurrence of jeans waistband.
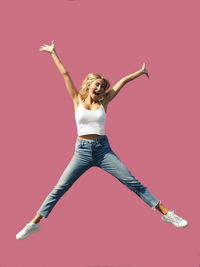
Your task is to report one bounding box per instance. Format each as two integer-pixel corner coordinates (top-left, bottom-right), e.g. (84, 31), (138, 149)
(76, 135), (108, 144)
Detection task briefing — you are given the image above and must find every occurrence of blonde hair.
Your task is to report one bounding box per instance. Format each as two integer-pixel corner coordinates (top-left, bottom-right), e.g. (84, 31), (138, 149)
(80, 73), (110, 102)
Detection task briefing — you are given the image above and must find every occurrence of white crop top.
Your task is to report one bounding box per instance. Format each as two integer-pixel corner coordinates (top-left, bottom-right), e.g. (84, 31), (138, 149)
(75, 103), (106, 136)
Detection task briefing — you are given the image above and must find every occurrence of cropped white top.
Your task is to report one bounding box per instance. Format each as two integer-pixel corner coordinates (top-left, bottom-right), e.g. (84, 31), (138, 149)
(75, 103), (106, 136)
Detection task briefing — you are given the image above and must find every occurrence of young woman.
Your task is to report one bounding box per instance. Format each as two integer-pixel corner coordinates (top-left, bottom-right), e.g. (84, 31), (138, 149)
(16, 41), (188, 240)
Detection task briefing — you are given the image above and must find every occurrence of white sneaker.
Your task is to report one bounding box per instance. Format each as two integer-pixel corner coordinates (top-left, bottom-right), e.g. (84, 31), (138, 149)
(161, 210), (188, 228)
(16, 222), (40, 240)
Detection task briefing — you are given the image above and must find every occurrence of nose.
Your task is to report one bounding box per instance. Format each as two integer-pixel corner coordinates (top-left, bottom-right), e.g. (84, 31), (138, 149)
(96, 85), (101, 90)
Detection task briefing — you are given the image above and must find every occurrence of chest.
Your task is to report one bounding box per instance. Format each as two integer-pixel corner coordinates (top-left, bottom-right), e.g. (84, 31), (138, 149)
(74, 101), (108, 114)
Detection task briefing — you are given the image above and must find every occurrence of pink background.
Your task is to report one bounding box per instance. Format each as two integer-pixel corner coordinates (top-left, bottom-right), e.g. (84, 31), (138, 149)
(1, 0), (199, 266)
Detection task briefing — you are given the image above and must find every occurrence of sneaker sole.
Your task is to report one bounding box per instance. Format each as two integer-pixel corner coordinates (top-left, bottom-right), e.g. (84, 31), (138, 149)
(162, 217), (188, 228)
(16, 227), (40, 240)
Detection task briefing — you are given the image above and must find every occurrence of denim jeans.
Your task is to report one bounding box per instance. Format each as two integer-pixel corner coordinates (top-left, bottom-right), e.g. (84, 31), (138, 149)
(37, 135), (160, 218)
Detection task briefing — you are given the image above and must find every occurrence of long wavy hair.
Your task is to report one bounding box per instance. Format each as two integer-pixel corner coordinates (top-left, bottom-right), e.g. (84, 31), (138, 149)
(80, 73), (110, 102)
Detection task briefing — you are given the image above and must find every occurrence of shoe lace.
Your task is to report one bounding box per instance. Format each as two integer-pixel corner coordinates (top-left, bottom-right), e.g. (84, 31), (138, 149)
(24, 224), (32, 231)
(171, 210), (183, 222)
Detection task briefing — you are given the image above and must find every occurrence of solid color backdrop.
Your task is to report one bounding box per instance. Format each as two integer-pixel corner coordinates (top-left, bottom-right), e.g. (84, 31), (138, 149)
(1, 0), (199, 266)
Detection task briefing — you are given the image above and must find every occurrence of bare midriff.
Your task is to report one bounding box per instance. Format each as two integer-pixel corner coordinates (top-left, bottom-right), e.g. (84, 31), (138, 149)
(78, 134), (105, 139)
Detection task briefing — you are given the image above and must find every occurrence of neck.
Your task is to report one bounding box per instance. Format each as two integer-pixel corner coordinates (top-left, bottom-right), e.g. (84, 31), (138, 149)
(84, 96), (99, 105)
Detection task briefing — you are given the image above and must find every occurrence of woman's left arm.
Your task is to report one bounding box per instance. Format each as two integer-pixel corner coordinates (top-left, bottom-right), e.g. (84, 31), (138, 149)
(104, 63), (149, 104)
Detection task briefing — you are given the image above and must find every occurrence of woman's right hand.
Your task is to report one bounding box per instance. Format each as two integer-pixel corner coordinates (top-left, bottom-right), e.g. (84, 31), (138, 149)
(39, 40), (55, 53)
(141, 62), (149, 78)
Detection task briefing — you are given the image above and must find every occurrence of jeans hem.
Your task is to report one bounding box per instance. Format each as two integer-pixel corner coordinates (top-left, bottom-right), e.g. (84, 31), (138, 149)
(151, 200), (160, 211)
(37, 211), (48, 218)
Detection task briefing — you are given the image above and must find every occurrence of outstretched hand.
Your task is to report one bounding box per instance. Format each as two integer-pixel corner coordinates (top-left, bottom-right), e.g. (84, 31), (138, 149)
(39, 40), (55, 53)
(142, 63), (149, 78)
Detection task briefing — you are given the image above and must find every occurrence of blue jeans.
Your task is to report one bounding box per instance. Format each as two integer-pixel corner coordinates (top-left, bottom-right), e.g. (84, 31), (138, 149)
(37, 135), (160, 218)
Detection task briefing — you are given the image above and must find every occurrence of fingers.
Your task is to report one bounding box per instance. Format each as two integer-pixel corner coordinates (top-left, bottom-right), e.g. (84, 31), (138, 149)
(39, 44), (51, 52)
(39, 41), (55, 52)
(51, 40), (55, 50)
(39, 46), (45, 51)
(39, 45), (47, 52)
(142, 62), (149, 78)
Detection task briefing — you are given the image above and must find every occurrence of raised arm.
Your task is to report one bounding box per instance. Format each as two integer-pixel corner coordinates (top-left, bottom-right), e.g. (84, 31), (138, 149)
(40, 41), (79, 101)
(104, 63), (149, 104)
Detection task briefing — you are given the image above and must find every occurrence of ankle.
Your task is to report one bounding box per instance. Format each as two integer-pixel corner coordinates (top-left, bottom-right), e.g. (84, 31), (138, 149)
(156, 202), (169, 215)
(32, 220), (39, 224)
(32, 214), (43, 224)
(161, 210), (169, 215)
(32, 218), (41, 224)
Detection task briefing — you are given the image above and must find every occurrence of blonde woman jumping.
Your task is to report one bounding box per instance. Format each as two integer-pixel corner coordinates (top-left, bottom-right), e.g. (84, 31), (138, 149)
(16, 41), (188, 240)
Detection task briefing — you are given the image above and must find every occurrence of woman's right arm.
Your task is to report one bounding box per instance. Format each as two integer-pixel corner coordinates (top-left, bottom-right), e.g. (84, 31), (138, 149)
(40, 41), (79, 101)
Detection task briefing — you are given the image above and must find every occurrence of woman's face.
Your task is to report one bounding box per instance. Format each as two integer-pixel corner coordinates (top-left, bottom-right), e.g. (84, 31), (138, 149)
(88, 79), (107, 101)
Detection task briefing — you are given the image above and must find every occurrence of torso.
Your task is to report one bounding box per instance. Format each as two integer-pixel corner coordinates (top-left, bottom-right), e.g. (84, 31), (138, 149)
(78, 134), (104, 139)
(74, 94), (108, 139)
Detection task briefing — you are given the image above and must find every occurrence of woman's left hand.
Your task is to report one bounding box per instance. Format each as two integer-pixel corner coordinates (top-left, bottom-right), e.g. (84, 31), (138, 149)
(141, 63), (149, 78)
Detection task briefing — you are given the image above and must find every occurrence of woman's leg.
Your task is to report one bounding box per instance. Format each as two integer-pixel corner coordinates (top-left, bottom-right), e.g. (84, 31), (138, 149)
(16, 141), (95, 240)
(97, 148), (160, 210)
(96, 145), (188, 227)
(36, 151), (93, 219)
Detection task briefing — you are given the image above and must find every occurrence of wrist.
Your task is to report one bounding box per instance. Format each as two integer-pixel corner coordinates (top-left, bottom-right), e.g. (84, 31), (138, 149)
(140, 68), (144, 75)
(50, 49), (56, 55)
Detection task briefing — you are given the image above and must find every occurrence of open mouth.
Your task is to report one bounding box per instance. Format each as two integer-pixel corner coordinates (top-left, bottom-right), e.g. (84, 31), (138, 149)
(94, 91), (100, 96)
